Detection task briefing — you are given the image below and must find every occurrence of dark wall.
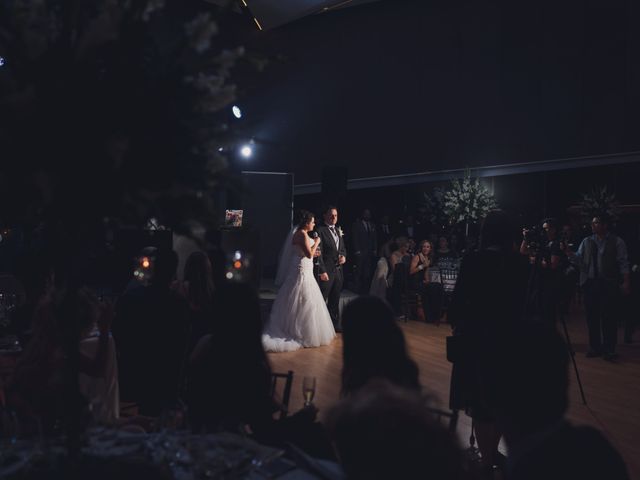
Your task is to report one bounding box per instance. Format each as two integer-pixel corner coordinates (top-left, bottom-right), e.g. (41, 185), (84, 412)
(295, 162), (640, 233)
(241, 0), (640, 184)
(241, 172), (293, 279)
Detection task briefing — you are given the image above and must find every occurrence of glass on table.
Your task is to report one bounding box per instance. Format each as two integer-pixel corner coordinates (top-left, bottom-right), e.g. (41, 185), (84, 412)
(302, 377), (316, 407)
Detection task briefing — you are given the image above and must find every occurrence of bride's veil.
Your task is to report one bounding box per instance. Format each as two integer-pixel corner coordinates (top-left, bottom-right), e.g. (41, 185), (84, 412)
(274, 226), (298, 288)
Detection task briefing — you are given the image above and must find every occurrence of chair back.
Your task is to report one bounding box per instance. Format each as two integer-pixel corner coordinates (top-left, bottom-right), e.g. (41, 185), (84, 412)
(393, 262), (423, 322)
(437, 257), (460, 294)
(425, 406), (459, 434)
(270, 370), (294, 419)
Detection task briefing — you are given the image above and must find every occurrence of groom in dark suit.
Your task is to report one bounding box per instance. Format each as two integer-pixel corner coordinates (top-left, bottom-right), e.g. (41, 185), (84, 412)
(315, 205), (347, 332)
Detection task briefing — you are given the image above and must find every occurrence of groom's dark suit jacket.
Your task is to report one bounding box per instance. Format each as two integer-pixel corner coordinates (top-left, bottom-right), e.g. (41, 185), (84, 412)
(315, 224), (347, 278)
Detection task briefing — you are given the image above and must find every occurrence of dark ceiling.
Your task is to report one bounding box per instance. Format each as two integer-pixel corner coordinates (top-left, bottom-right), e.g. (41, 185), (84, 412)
(243, 0), (381, 30)
(228, 0), (640, 184)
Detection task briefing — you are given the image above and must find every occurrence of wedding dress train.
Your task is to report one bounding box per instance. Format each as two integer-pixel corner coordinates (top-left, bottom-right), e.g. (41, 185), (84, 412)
(263, 233), (335, 352)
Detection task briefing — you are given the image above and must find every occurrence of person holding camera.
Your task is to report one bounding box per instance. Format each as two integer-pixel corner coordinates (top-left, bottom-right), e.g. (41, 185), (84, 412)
(520, 218), (565, 324)
(567, 214), (630, 361)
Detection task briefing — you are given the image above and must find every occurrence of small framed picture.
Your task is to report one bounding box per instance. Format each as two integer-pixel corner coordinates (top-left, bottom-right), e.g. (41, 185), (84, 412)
(225, 209), (244, 227)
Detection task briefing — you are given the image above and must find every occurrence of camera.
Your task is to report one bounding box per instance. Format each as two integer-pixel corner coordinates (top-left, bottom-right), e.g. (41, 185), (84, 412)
(523, 225), (545, 252)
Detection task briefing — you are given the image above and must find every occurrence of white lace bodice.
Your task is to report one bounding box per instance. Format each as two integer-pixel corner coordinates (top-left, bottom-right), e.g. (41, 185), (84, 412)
(292, 234), (314, 270)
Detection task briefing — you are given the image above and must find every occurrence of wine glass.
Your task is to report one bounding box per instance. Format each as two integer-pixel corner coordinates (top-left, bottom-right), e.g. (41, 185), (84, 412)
(302, 377), (316, 407)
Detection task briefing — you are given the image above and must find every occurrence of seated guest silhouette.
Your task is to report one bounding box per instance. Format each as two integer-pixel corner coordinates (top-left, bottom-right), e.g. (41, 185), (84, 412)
(481, 324), (629, 480)
(8, 287), (113, 432)
(113, 248), (189, 416)
(179, 251), (216, 352)
(328, 380), (466, 480)
(187, 283), (333, 458)
(388, 237), (411, 317)
(340, 296), (420, 396)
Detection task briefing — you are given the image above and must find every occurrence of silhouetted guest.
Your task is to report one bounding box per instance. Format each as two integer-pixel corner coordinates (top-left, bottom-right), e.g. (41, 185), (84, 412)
(7, 287), (113, 433)
(559, 222), (580, 316)
(187, 283), (331, 457)
(481, 324), (629, 480)
(11, 253), (55, 341)
(560, 223), (580, 250)
(181, 251), (215, 351)
(624, 227), (640, 343)
(520, 218), (566, 325)
(406, 237), (416, 257)
(328, 380), (467, 480)
(388, 236), (410, 315)
(351, 208), (377, 294)
(187, 283), (274, 432)
(376, 213), (393, 246)
(448, 210), (530, 473)
(340, 296), (420, 396)
(113, 249), (189, 416)
(389, 236), (409, 272)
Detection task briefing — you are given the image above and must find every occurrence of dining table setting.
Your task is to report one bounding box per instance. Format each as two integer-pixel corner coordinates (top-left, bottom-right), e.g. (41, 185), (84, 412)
(0, 425), (345, 479)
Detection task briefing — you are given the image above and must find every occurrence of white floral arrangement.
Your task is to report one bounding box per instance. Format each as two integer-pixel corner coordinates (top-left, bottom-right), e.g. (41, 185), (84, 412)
(443, 172), (498, 226)
(337, 226), (344, 237)
(579, 186), (621, 223)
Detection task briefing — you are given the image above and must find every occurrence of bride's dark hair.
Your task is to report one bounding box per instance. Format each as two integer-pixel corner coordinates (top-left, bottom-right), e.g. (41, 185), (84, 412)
(296, 210), (315, 229)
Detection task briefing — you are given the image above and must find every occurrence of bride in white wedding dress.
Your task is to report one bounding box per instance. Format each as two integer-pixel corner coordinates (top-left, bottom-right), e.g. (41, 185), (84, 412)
(263, 211), (336, 352)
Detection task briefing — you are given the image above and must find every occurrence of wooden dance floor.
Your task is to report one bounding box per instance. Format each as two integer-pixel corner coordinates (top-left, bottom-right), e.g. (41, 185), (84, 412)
(267, 306), (640, 479)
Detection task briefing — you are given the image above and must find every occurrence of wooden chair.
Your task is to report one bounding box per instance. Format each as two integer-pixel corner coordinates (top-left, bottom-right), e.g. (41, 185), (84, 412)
(391, 262), (424, 322)
(400, 290), (424, 322)
(270, 370), (294, 419)
(425, 406), (459, 435)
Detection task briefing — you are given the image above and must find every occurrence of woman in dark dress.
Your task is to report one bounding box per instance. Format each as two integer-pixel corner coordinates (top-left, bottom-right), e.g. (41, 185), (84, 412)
(448, 210), (530, 473)
(410, 240), (444, 322)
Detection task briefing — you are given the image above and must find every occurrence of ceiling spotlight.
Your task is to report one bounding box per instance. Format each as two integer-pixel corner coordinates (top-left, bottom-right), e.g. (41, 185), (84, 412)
(0, 56), (5, 67)
(240, 144), (253, 158)
(232, 105), (242, 119)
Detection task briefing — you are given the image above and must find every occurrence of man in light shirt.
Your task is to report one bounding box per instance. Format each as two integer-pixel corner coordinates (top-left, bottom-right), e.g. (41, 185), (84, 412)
(568, 214), (630, 360)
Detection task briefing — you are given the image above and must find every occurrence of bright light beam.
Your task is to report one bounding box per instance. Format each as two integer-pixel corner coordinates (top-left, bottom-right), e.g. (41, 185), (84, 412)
(240, 145), (253, 158)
